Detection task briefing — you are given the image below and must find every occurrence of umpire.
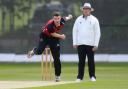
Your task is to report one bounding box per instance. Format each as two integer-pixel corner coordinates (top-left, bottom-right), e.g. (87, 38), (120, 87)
(73, 3), (101, 82)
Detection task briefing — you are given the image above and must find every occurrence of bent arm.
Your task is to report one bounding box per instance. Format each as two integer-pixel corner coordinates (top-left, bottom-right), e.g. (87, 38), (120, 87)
(51, 33), (65, 40)
(51, 33), (62, 38)
(64, 14), (73, 21)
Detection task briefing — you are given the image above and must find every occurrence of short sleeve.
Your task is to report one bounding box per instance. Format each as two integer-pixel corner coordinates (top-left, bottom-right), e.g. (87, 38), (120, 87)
(47, 24), (54, 33)
(61, 18), (66, 24)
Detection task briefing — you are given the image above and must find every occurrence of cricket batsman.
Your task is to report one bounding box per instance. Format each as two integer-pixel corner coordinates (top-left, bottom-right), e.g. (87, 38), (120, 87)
(27, 12), (73, 82)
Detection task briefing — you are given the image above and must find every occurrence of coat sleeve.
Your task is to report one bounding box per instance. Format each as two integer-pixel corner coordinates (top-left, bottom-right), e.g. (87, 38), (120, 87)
(94, 19), (101, 47)
(72, 19), (78, 45)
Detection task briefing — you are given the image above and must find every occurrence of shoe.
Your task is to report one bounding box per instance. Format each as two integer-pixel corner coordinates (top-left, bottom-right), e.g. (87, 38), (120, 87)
(55, 76), (61, 82)
(27, 50), (34, 58)
(75, 78), (82, 82)
(90, 76), (96, 82)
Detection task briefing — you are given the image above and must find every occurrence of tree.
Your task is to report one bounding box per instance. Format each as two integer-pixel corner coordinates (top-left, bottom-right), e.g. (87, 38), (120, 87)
(0, 0), (33, 32)
(0, 0), (7, 33)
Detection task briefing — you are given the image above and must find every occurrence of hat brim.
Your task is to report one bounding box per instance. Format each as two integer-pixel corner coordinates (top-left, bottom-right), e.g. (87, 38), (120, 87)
(80, 7), (94, 11)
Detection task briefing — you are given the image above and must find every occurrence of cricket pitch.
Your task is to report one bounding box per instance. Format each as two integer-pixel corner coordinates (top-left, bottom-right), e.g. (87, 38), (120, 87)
(0, 81), (75, 89)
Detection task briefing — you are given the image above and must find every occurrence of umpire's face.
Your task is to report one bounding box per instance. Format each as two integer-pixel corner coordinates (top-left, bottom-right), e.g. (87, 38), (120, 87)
(83, 7), (91, 16)
(53, 16), (61, 26)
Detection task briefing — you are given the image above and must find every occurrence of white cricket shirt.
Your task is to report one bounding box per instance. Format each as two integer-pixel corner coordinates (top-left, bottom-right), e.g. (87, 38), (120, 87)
(72, 15), (101, 47)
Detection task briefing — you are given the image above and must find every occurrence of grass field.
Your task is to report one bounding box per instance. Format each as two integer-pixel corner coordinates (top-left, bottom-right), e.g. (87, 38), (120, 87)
(0, 62), (128, 89)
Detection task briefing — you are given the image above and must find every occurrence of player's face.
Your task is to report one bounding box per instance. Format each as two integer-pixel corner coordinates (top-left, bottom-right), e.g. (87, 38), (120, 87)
(83, 7), (91, 16)
(53, 16), (61, 25)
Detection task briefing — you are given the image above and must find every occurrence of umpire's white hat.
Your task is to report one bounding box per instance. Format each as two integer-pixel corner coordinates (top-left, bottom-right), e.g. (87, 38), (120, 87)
(81, 3), (94, 11)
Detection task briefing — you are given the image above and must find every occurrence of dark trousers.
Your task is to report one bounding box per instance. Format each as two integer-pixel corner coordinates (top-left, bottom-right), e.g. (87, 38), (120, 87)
(33, 33), (61, 76)
(77, 45), (96, 80)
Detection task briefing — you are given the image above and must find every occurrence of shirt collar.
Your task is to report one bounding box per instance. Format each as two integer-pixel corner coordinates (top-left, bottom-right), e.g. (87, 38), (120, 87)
(82, 14), (91, 18)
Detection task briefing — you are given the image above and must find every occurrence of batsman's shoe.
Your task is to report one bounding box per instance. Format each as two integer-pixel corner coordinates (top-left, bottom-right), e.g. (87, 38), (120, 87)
(27, 50), (34, 58)
(90, 76), (96, 82)
(55, 76), (61, 82)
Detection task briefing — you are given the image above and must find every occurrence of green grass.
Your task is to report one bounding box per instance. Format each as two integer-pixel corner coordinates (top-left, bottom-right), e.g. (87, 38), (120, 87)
(0, 62), (128, 89)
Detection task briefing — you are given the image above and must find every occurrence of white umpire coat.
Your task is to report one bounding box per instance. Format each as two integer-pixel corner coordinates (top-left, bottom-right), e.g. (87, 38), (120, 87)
(73, 15), (101, 47)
